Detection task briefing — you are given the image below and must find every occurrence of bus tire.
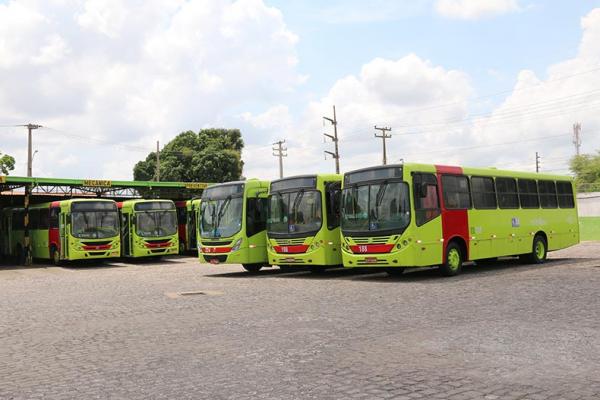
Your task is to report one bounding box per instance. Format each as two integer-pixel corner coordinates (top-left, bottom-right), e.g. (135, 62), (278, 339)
(385, 267), (405, 276)
(440, 242), (463, 277)
(522, 235), (547, 264)
(242, 263), (262, 273)
(51, 246), (61, 266)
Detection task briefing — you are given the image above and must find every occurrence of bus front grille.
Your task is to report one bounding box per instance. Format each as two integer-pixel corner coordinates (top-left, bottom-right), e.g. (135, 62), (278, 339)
(201, 240), (232, 246)
(82, 240), (112, 246)
(274, 238), (306, 246)
(350, 236), (390, 245)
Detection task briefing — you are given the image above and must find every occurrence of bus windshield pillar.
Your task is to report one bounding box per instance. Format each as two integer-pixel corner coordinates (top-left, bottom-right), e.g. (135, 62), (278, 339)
(23, 184), (33, 266)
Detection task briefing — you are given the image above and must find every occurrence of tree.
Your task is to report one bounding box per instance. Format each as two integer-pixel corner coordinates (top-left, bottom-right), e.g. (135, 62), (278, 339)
(570, 151), (600, 192)
(133, 129), (244, 183)
(0, 152), (15, 175)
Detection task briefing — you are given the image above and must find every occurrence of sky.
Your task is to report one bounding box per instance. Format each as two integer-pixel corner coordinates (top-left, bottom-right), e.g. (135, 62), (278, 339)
(1, 0), (600, 181)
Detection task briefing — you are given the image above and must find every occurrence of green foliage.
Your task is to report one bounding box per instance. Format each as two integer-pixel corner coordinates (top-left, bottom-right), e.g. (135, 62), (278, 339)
(0, 152), (15, 175)
(133, 129), (244, 183)
(570, 152), (600, 192)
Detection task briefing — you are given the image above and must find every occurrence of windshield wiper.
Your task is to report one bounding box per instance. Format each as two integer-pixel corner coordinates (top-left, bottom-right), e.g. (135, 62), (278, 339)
(373, 182), (388, 219)
(214, 196), (232, 236)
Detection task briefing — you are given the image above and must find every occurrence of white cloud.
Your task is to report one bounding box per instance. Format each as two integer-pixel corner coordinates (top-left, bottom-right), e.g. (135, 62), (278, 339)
(0, 0), (302, 180)
(435, 0), (520, 20)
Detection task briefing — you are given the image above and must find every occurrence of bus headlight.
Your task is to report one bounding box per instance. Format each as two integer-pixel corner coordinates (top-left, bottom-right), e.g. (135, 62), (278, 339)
(231, 238), (242, 252)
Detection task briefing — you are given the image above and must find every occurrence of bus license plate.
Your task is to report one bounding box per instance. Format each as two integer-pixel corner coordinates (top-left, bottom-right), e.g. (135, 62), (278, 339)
(282, 257), (295, 263)
(365, 257), (378, 264)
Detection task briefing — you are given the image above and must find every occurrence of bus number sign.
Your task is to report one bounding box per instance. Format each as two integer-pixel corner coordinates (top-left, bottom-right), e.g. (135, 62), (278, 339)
(357, 245), (368, 253)
(83, 179), (112, 187)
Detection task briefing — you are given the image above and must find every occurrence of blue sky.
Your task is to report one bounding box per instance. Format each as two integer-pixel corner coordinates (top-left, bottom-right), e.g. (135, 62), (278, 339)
(271, 0), (600, 107)
(1, 0), (600, 179)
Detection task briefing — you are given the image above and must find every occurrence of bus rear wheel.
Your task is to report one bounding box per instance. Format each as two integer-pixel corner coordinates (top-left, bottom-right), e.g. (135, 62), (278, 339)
(521, 235), (547, 264)
(440, 242), (463, 277)
(51, 246), (61, 266)
(242, 263), (262, 273)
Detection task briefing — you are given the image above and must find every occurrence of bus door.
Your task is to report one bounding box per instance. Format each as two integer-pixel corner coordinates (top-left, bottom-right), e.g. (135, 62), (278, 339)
(245, 190), (268, 262)
(188, 210), (197, 250)
(412, 173), (443, 265)
(59, 212), (68, 259)
(121, 212), (131, 256)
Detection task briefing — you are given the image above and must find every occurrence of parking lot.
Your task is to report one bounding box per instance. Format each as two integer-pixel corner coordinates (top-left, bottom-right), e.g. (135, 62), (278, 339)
(1, 242), (600, 400)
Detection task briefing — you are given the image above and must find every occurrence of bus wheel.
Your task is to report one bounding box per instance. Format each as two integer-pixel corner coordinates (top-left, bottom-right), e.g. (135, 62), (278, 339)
(242, 263), (262, 273)
(522, 235), (547, 264)
(385, 267), (405, 276)
(440, 242), (463, 277)
(51, 246), (61, 266)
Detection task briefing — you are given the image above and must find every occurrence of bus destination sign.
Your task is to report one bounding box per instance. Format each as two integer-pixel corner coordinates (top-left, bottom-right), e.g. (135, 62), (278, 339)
(83, 179), (112, 187)
(185, 182), (208, 189)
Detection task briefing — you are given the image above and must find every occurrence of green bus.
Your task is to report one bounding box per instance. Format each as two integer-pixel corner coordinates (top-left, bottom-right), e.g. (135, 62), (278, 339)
(1, 199), (120, 264)
(118, 199), (179, 258)
(340, 163), (579, 276)
(266, 174), (342, 270)
(176, 199), (201, 253)
(199, 179), (269, 272)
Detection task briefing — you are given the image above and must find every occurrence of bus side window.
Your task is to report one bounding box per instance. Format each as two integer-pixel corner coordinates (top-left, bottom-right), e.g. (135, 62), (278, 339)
(49, 207), (60, 229)
(39, 209), (50, 230)
(441, 175), (471, 209)
(326, 181), (341, 230)
(413, 173), (440, 226)
(556, 181), (575, 208)
(29, 209), (40, 230)
(518, 179), (539, 209)
(538, 180), (558, 209)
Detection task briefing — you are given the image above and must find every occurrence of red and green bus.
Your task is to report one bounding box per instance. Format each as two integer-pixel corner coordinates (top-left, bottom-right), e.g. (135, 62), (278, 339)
(199, 179), (269, 272)
(175, 200), (200, 253)
(267, 174), (342, 271)
(1, 199), (120, 264)
(340, 163), (579, 276)
(118, 199), (179, 258)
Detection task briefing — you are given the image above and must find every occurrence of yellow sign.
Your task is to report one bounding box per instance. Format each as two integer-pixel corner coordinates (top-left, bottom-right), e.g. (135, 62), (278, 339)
(185, 182), (208, 189)
(83, 179), (112, 187)
(0, 176), (5, 183)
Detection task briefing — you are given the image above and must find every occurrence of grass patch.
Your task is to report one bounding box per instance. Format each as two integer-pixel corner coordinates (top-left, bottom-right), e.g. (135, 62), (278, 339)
(580, 216), (600, 241)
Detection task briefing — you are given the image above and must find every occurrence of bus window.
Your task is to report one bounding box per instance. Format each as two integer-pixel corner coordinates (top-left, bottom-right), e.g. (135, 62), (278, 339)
(39, 208), (49, 230)
(413, 173), (440, 226)
(556, 181), (575, 208)
(518, 179), (539, 209)
(29, 209), (40, 230)
(538, 181), (558, 209)
(471, 176), (497, 209)
(496, 178), (519, 209)
(49, 207), (60, 228)
(441, 175), (471, 209)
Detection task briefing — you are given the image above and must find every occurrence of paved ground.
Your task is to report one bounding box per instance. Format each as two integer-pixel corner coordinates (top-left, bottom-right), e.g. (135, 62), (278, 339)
(1, 242), (600, 400)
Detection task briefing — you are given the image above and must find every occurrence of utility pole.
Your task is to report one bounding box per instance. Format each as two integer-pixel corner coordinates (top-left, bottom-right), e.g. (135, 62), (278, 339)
(535, 152), (540, 173)
(272, 140), (287, 179)
(323, 105), (340, 174)
(374, 125), (392, 165)
(572, 122), (582, 156)
(25, 124), (42, 177)
(155, 140), (160, 181)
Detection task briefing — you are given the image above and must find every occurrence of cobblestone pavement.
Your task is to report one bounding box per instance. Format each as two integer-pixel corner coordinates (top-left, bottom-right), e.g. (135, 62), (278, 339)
(1, 242), (600, 399)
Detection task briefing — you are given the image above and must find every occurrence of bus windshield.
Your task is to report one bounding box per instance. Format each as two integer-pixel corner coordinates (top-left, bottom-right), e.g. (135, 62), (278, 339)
(268, 190), (322, 235)
(341, 182), (410, 234)
(136, 210), (177, 237)
(71, 202), (119, 239)
(200, 197), (244, 239)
